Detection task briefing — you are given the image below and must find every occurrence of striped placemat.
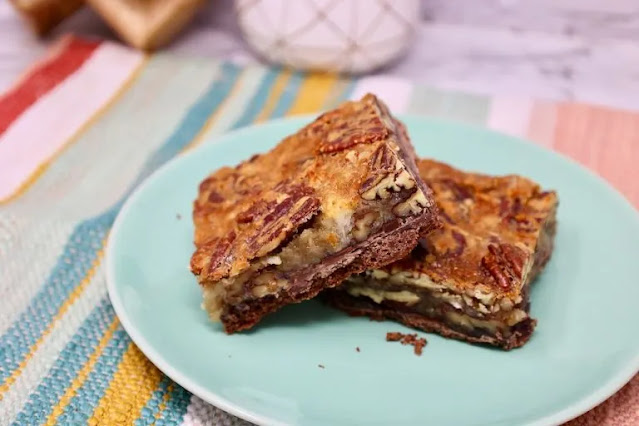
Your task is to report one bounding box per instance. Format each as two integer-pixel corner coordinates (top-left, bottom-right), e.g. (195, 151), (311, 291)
(0, 35), (637, 426)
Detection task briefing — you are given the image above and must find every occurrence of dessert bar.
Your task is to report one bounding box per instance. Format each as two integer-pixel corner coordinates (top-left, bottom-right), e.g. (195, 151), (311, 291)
(326, 159), (558, 349)
(191, 94), (440, 333)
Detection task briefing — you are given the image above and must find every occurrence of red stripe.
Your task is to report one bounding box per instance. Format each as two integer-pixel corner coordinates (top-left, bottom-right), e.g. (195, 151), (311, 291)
(0, 37), (101, 136)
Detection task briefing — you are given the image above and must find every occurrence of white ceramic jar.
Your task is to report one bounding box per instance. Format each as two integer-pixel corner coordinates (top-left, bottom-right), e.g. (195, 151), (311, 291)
(234, 0), (419, 73)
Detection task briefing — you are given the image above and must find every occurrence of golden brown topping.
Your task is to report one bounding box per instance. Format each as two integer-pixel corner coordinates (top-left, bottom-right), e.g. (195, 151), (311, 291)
(377, 159), (558, 296)
(447, 230), (467, 258)
(441, 178), (473, 201)
(191, 94), (436, 287)
(311, 95), (391, 154)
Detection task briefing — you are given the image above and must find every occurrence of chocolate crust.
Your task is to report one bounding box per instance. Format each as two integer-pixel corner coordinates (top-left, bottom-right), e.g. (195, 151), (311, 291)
(325, 290), (536, 350)
(222, 214), (438, 333)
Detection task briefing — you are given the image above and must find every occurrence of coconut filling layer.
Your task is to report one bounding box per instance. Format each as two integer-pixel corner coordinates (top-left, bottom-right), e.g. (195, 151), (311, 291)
(201, 194), (408, 321)
(343, 271), (531, 336)
(202, 210), (352, 320)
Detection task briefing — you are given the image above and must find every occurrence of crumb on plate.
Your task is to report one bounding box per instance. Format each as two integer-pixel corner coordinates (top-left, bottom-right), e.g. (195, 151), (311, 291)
(386, 331), (427, 356)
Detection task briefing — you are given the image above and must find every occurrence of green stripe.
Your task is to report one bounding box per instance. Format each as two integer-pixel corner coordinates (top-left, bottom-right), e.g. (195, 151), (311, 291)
(408, 86), (490, 125)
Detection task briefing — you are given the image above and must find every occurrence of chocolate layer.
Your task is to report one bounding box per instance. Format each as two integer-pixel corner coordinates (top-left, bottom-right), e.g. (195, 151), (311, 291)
(327, 290), (536, 349)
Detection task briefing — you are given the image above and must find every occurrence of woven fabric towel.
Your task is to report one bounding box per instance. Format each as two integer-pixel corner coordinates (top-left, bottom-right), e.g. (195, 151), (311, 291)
(0, 35), (637, 426)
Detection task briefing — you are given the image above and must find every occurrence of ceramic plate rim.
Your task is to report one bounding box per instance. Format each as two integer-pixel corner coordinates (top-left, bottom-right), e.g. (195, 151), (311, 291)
(106, 115), (639, 426)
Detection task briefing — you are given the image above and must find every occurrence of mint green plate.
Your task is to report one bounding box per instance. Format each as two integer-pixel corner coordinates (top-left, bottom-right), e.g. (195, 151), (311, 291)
(106, 116), (639, 426)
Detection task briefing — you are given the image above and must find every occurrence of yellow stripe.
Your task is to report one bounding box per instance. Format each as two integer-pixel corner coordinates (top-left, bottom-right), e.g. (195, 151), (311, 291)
(286, 72), (339, 116)
(0, 57), (149, 205)
(44, 317), (120, 425)
(182, 68), (250, 152)
(88, 343), (163, 425)
(253, 69), (292, 122)
(0, 248), (105, 399)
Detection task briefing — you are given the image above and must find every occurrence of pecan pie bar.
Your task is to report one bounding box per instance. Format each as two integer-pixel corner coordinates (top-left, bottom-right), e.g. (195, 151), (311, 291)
(326, 159), (558, 349)
(190, 94), (440, 333)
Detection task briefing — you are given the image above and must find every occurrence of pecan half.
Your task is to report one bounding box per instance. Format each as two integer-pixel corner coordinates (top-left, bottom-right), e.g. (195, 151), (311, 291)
(190, 231), (236, 281)
(481, 243), (527, 290)
(237, 199), (276, 224)
(311, 103), (390, 154)
(245, 185), (321, 258)
(360, 145), (396, 197)
(319, 124), (388, 153)
(370, 142), (396, 172)
(273, 181), (314, 197)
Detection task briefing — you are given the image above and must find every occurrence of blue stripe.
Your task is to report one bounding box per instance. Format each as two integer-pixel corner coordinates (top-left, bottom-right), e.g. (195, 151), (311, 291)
(0, 63), (241, 390)
(154, 384), (191, 425)
(135, 376), (171, 426)
(11, 298), (115, 426)
(229, 68), (279, 129)
(0, 211), (113, 385)
(55, 325), (131, 424)
(270, 71), (304, 119)
(16, 62), (244, 421)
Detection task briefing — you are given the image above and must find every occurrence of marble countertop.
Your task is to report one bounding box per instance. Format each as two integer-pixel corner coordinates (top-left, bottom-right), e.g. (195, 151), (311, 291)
(2, 0), (639, 111)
